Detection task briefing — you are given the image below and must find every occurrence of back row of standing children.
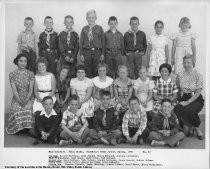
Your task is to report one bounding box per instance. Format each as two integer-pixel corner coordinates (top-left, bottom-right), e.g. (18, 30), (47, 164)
(17, 9), (197, 80)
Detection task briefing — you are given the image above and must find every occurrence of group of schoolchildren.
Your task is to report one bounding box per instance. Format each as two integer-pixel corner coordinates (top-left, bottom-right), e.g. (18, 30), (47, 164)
(15, 9), (198, 147)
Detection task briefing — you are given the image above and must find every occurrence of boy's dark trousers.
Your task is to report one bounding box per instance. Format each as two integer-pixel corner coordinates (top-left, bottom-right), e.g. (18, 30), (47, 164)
(128, 127), (150, 142)
(58, 51), (77, 78)
(105, 49), (123, 78)
(34, 127), (62, 144)
(22, 49), (37, 74)
(40, 49), (58, 76)
(83, 48), (102, 78)
(126, 51), (144, 79)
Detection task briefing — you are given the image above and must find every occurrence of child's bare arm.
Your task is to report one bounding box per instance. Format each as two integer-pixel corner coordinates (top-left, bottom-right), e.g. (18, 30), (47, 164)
(191, 39), (196, 63)
(146, 90), (153, 102)
(153, 92), (162, 102)
(171, 40), (177, 65)
(165, 44), (169, 63)
(147, 43), (152, 67)
(126, 86), (133, 104)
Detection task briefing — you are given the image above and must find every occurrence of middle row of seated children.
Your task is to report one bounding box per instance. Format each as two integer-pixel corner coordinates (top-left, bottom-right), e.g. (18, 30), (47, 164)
(32, 56), (178, 125)
(17, 9), (196, 79)
(33, 92), (184, 147)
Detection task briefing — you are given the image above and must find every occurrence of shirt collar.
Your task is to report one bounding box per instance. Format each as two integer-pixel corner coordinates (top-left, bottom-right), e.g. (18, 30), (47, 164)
(128, 29), (139, 34)
(179, 30), (190, 34)
(67, 106), (82, 117)
(40, 109), (57, 118)
(159, 77), (171, 84)
(159, 110), (171, 119)
(88, 24), (96, 29)
(130, 108), (142, 115)
(138, 77), (149, 84)
(23, 30), (34, 34)
(108, 29), (119, 33)
(100, 104), (113, 111)
(154, 33), (163, 37)
(64, 28), (74, 33)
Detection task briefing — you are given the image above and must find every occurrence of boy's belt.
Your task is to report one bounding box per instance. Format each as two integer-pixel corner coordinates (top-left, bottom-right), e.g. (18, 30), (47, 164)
(44, 48), (56, 52)
(83, 47), (101, 51)
(127, 50), (141, 53)
(182, 92), (195, 96)
(106, 48), (121, 52)
(38, 90), (52, 93)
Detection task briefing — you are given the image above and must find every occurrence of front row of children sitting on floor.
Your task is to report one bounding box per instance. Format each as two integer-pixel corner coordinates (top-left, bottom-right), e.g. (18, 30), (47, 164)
(33, 90), (184, 147)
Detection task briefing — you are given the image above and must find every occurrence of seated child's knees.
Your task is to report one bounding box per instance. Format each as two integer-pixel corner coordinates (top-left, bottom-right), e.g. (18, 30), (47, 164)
(149, 131), (162, 141)
(177, 131), (185, 140)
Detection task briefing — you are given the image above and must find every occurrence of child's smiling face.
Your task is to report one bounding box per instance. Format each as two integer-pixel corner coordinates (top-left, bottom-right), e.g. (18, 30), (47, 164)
(180, 23), (190, 32)
(129, 99), (140, 113)
(60, 68), (69, 80)
(64, 18), (74, 29)
(130, 19), (139, 32)
(161, 101), (172, 117)
(24, 19), (34, 31)
(139, 68), (147, 81)
(86, 13), (96, 26)
(69, 99), (79, 113)
(98, 66), (107, 78)
(160, 67), (170, 80)
(109, 20), (118, 31)
(43, 99), (53, 114)
(155, 23), (163, 35)
(101, 95), (111, 109)
(77, 69), (86, 80)
(44, 18), (53, 30)
(118, 68), (128, 80)
(18, 56), (27, 69)
(38, 62), (47, 74)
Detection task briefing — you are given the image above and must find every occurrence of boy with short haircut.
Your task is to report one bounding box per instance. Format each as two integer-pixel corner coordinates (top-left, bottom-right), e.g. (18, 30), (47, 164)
(38, 16), (59, 76)
(59, 95), (89, 146)
(80, 10), (105, 78)
(85, 90), (121, 146)
(17, 17), (39, 74)
(33, 96), (61, 145)
(104, 16), (124, 78)
(149, 98), (185, 147)
(124, 16), (147, 79)
(122, 96), (149, 144)
(58, 15), (79, 78)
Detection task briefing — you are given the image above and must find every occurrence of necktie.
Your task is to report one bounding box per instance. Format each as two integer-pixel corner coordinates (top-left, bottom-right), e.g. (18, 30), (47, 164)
(65, 29), (73, 46)
(128, 29), (138, 47)
(134, 32), (137, 46)
(88, 26), (93, 45)
(102, 111), (106, 127)
(163, 118), (170, 130)
(44, 29), (54, 48)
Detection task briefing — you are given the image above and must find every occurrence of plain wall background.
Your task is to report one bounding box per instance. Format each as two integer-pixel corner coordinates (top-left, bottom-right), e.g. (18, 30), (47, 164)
(4, 1), (207, 113)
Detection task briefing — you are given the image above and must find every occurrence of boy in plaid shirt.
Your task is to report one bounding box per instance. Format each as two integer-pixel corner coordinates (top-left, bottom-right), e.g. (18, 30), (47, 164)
(59, 95), (89, 146)
(122, 96), (149, 144)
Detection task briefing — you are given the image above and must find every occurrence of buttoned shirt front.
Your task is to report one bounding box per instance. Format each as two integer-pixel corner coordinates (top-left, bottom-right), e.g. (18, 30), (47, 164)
(17, 30), (38, 52)
(122, 109), (147, 137)
(104, 29), (124, 52)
